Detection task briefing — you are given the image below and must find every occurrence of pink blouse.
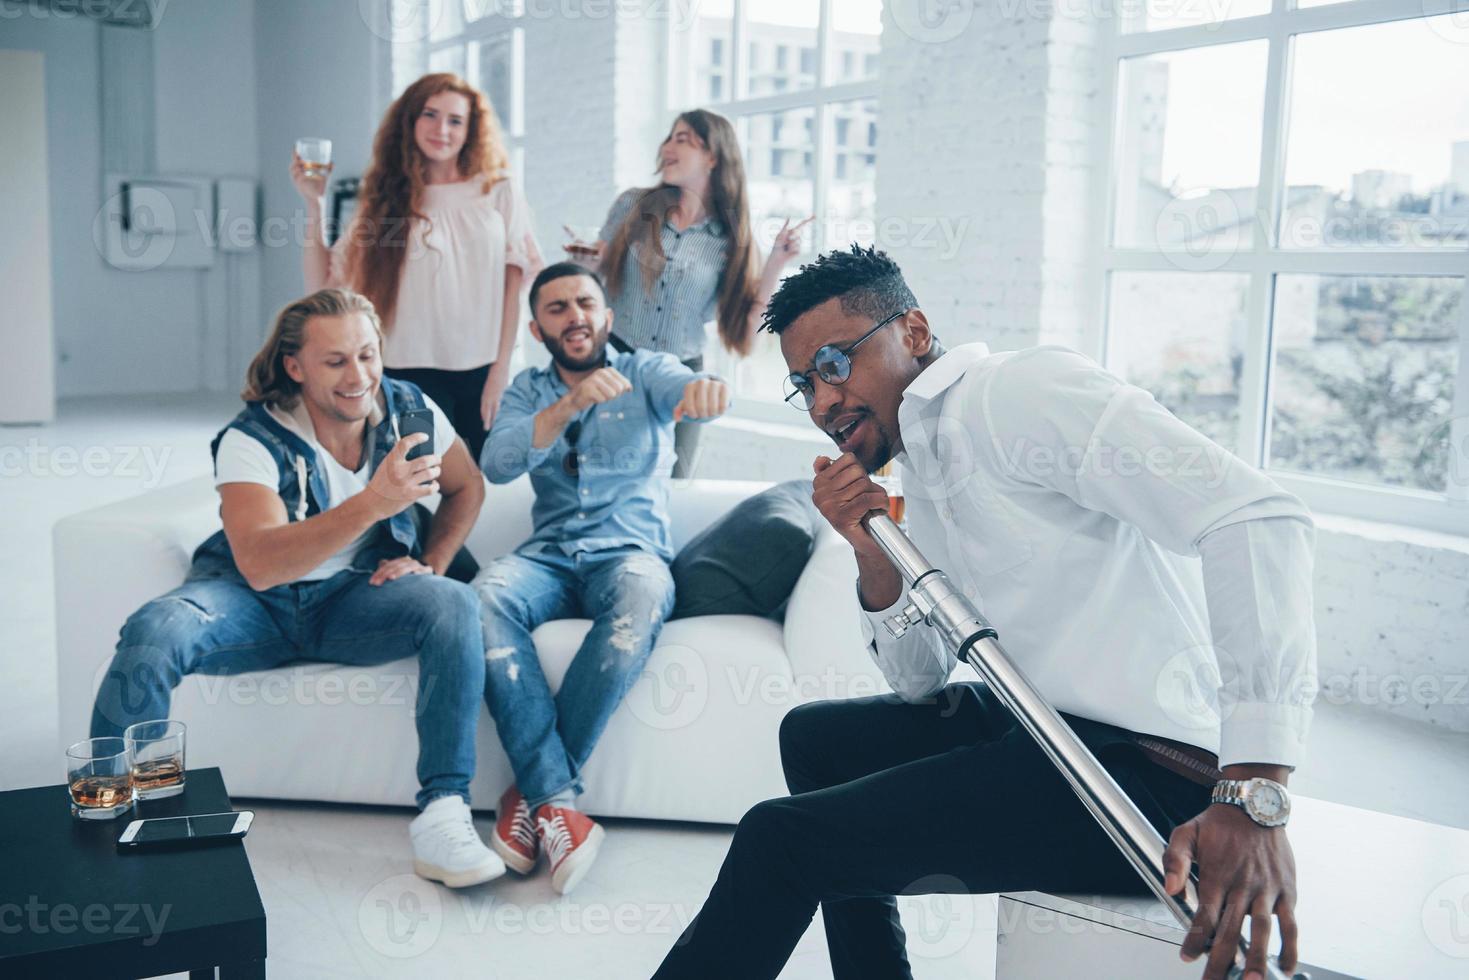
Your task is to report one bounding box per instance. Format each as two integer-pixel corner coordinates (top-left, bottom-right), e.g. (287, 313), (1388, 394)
(331, 176), (544, 371)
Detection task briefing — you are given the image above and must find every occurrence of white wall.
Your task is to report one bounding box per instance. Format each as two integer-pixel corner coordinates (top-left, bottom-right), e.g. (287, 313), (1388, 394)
(0, 0), (260, 397)
(0, 49), (56, 423)
(252, 0), (383, 332)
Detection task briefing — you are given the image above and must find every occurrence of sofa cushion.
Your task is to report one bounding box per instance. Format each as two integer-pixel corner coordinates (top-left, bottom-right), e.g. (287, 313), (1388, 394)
(669, 480), (819, 620)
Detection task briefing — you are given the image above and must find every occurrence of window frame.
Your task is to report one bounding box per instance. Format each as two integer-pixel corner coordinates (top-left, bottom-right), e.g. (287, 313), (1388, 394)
(664, 0), (880, 423)
(1090, 0), (1469, 535)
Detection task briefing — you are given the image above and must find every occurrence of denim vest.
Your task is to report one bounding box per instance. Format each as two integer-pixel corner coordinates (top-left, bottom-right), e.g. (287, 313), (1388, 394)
(189, 378), (428, 584)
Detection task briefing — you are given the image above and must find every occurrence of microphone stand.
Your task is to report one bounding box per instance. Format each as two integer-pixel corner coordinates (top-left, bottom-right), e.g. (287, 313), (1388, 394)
(862, 512), (1307, 980)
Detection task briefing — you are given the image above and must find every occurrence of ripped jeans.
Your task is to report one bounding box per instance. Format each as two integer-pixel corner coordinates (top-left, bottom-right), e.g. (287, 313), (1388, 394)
(89, 569), (487, 809)
(472, 545), (676, 808)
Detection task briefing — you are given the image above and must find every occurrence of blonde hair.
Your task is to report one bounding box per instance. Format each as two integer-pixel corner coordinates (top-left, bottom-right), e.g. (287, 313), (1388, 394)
(243, 289), (383, 407)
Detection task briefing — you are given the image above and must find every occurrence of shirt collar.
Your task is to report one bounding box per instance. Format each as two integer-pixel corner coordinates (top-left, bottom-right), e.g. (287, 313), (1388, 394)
(899, 342), (991, 406)
(665, 213), (725, 238)
(889, 343), (990, 468)
(532, 344), (629, 390)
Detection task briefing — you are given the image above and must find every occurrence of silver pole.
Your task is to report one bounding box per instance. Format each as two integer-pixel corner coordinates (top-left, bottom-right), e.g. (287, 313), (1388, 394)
(862, 513), (1304, 980)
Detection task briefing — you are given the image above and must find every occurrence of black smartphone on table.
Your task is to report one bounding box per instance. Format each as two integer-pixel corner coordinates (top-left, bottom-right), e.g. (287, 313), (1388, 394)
(117, 810), (253, 852)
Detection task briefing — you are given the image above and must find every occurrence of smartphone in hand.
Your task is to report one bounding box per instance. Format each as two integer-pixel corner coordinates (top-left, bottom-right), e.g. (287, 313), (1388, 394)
(398, 408), (435, 462)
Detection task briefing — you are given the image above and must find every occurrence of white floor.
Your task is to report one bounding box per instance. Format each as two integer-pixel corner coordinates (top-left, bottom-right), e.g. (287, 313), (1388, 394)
(4, 394), (1468, 979)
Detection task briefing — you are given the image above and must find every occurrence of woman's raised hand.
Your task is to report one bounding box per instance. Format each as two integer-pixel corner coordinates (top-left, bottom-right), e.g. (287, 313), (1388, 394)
(290, 150), (334, 205)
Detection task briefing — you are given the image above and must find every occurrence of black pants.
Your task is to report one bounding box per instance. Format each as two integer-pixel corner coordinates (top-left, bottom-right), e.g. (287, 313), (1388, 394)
(653, 683), (1211, 980)
(385, 364), (492, 463)
(608, 334), (703, 478)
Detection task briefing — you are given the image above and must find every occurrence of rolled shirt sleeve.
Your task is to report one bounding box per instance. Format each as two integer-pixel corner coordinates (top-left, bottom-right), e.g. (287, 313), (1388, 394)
(479, 372), (554, 483)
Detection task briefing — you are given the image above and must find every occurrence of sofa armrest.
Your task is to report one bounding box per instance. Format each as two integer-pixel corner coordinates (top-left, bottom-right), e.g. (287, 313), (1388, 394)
(53, 477), (220, 749)
(783, 524), (890, 698)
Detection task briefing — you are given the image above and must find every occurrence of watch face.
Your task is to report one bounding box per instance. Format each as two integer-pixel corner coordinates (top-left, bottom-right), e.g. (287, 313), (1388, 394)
(1247, 781), (1288, 823)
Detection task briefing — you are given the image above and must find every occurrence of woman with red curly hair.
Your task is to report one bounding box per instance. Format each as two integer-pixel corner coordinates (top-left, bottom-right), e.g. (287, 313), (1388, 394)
(294, 73), (542, 460)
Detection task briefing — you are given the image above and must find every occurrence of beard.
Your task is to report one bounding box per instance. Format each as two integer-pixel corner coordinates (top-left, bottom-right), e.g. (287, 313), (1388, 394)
(544, 320), (612, 372)
(857, 423), (896, 474)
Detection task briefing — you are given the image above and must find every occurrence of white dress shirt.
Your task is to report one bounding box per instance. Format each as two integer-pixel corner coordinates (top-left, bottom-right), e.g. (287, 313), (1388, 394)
(860, 343), (1318, 768)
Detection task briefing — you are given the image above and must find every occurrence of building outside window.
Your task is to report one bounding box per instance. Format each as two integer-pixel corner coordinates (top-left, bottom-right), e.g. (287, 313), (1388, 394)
(668, 0), (880, 411)
(1099, 1), (1469, 532)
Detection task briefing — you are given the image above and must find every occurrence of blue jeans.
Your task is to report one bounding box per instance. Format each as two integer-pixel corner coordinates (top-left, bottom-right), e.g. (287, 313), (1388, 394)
(473, 546), (676, 808)
(90, 570), (486, 809)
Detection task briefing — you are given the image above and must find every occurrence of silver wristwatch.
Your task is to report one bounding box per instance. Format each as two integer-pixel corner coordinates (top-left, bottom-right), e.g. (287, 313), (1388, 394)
(1211, 777), (1291, 827)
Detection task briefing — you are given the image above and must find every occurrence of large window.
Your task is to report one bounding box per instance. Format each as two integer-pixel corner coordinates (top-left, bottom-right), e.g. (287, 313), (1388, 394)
(1100, 2), (1469, 533)
(385, 0), (525, 176)
(668, 0), (881, 413)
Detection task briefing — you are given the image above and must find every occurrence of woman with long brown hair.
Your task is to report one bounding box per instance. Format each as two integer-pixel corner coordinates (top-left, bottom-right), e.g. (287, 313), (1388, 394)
(294, 72), (542, 461)
(568, 109), (809, 476)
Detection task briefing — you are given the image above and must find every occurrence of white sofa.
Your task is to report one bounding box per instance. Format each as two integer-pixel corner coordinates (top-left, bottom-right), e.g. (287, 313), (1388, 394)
(54, 476), (885, 824)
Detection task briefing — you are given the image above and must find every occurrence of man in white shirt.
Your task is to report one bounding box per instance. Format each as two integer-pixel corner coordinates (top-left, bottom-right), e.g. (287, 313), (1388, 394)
(90, 289), (506, 889)
(656, 246), (1315, 980)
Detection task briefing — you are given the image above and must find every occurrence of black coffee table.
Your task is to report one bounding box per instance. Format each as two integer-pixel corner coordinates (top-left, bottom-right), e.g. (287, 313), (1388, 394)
(0, 767), (266, 978)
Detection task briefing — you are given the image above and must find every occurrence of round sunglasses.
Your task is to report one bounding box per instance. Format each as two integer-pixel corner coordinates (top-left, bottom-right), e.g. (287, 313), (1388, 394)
(782, 309), (908, 411)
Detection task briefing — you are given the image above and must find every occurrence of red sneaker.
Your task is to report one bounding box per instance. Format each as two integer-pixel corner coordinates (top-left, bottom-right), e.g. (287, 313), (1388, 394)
(491, 785), (538, 875)
(536, 804), (605, 895)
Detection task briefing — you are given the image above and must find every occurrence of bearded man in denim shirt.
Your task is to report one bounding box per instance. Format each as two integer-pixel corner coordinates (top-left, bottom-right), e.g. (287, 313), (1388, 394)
(474, 262), (730, 895)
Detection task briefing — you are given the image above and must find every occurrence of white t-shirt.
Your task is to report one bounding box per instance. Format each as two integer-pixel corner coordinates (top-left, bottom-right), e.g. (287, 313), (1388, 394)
(214, 395), (457, 581)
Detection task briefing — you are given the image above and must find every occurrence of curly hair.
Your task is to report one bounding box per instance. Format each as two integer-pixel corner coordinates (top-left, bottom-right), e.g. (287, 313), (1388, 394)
(242, 289), (383, 408)
(341, 73), (511, 327)
(760, 244), (917, 335)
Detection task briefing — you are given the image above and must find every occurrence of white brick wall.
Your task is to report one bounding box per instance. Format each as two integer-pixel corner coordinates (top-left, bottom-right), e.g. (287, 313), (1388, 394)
(1314, 518), (1469, 733)
(522, 14), (620, 266)
(877, 4), (1052, 353)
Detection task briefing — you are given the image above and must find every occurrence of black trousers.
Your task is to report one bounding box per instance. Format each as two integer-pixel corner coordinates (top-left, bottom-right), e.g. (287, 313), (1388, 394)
(653, 683), (1211, 980)
(385, 363), (492, 463)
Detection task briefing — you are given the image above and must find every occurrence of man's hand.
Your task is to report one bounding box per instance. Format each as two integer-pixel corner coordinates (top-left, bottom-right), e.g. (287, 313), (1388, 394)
(673, 378), (729, 421)
(568, 367), (632, 412)
(1164, 803), (1299, 980)
(812, 454), (889, 558)
(365, 434), (441, 519)
(370, 556), (433, 586)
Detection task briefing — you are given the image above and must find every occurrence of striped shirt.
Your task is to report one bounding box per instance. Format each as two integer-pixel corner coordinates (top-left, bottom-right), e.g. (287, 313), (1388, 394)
(598, 188), (729, 361)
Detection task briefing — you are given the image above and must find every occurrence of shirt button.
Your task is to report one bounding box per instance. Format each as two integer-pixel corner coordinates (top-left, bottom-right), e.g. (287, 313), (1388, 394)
(617, 412), (624, 419)
(656, 306), (662, 311)
(581, 488), (589, 495)
(577, 512), (586, 519)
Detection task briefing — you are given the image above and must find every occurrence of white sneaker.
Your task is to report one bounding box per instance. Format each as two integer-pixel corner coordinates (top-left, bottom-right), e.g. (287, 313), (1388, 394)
(410, 796), (506, 888)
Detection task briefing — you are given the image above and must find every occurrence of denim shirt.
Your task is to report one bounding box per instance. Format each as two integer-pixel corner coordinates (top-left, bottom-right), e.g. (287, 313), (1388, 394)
(190, 377), (429, 582)
(480, 348), (712, 561)
(599, 187), (727, 361)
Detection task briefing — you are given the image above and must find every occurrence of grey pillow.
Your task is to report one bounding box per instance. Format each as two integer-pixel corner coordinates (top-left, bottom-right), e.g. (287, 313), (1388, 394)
(670, 480), (820, 620)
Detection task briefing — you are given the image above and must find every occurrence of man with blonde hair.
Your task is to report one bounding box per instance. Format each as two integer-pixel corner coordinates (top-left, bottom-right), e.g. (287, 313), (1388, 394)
(90, 289), (505, 888)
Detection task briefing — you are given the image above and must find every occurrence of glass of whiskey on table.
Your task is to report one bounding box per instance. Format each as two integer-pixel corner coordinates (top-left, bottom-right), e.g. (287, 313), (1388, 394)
(66, 737), (134, 820)
(125, 720), (187, 801)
